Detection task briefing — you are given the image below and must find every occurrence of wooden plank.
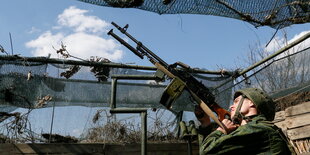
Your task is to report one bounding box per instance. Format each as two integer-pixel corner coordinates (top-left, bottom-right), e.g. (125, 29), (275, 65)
(14, 144), (106, 154)
(285, 102), (310, 117)
(0, 144), (20, 154)
(0, 143), (199, 155)
(287, 125), (310, 140)
(285, 113), (310, 129)
(274, 111), (286, 122)
(104, 143), (198, 155)
(274, 121), (287, 133)
(105, 144), (140, 154)
(14, 144), (36, 153)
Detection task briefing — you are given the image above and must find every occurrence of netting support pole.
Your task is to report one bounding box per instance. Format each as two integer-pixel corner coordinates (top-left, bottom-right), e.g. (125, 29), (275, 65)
(141, 111), (147, 155)
(110, 78), (117, 109)
(109, 74), (160, 155)
(239, 32), (310, 76)
(110, 108), (148, 155)
(49, 101), (56, 143)
(214, 31), (310, 90)
(0, 55), (234, 76)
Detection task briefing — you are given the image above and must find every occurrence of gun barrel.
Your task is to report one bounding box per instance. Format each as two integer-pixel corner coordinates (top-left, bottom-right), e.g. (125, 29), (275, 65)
(111, 22), (121, 30)
(138, 42), (169, 68)
(111, 22), (169, 67)
(108, 29), (144, 59)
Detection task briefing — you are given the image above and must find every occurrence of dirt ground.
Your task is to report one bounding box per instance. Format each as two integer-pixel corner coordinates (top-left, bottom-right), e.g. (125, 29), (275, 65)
(274, 91), (310, 112)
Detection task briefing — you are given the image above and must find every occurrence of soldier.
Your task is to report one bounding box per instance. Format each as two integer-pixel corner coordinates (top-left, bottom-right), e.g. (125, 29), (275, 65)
(197, 88), (295, 155)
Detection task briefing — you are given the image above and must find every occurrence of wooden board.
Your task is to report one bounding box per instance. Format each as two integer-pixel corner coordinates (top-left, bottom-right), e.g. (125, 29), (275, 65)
(285, 113), (310, 129)
(274, 111), (286, 122)
(287, 125), (310, 140)
(285, 102), (310, 117)
(0, 143), (199, 155)
(274, 121), (287, 133)
(14, 144), (36, 153)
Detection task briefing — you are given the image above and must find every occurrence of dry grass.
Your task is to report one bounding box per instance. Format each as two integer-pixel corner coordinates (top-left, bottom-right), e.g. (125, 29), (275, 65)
(0, 109), (42, 143)
(82, 109), (181, 144)
(82, 121), (140, 143)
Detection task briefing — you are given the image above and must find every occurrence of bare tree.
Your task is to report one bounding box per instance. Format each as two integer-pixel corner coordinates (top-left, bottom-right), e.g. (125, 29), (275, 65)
(243, 30), (310, 93)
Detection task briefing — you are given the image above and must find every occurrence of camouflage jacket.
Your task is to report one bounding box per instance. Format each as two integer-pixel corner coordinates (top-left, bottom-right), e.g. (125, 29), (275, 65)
(200, 115), (295, 155)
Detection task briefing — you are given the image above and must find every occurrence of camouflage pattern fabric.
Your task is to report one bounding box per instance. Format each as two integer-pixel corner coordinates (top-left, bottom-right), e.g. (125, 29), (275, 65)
(200, 115), (294, 155)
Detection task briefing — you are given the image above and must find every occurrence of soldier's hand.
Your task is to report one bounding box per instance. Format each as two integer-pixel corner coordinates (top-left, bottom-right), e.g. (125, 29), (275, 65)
(216, 119), (238, 134)
(194, 105), (211, 127)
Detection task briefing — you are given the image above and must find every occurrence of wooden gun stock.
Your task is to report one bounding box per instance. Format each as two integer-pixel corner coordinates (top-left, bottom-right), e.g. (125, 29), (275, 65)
(191, 92), (229, 134)
(210, 103), (231, 121)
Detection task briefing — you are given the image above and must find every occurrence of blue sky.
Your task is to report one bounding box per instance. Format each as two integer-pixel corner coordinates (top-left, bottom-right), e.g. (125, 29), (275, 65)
(1, 0), (310, 70)
(1, 0), (310, 138)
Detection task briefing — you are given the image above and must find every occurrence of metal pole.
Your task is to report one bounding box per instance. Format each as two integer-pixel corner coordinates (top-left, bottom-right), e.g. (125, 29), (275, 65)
(0, 55), (156, 70)
(110, 78), (117, 109)
(110, 108), (148, 155)
(109, 74), (149, 155)
(141, 111), (147, 155)
(214, 31), (310, 90)
(9, 33), (14, 55)
(49, 101), (56, 143)
(0, 55), (233, 76)
(111, 75), (159, 80)
(239, 31), (310, 75)
(187, 139), (192, 155)
(110, 108), (148, 113)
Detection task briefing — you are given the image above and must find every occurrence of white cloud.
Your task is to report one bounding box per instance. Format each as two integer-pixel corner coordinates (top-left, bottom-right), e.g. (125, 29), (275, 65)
(28, 27), (41, 34)
(26, 31), (64, 56)
(63, 32), (123, 60)
(287, 30), (310, 52)
(264, 36), (286, 53)
(72, 129), (82, 136)
(58, 6), (109, 34)
(26, 6), (123, 62)
(263, 30), (310, 56)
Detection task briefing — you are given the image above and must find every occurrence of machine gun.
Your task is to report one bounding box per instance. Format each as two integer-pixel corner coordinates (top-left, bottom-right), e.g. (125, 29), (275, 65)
(108, 22), (230, 130)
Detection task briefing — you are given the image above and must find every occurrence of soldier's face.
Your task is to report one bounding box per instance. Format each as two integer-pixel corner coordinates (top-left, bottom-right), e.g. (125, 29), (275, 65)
(230, 95), (253, 118)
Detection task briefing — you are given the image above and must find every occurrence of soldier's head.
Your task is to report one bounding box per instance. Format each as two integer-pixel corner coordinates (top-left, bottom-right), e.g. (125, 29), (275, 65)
(231, 88), (275, 121)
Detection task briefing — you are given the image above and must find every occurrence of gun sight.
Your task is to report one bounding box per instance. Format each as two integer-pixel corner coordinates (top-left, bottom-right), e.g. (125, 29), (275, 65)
(111, 22), (128, 33)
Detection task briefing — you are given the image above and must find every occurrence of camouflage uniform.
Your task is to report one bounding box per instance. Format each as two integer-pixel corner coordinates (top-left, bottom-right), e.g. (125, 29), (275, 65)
(200, 115), (293, 155)
(199, 88), (295, 155)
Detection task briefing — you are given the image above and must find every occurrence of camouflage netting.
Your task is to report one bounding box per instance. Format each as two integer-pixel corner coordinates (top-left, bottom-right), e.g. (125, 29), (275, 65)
(0, 55), (233, 142)
(0, 56), (232, 112)
(78, 0), (310, 29)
